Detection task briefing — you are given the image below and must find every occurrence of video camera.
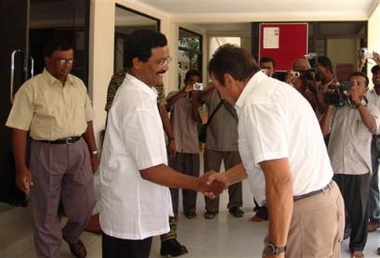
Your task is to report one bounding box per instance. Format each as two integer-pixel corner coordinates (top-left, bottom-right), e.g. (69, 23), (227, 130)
(323, 81), (354, 106)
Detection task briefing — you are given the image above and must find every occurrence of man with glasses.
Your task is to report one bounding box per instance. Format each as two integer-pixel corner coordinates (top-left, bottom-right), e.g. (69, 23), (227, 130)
(6, 38), (98, 258)
(99, 29), (222, 258)
(91, 61), (187, 257)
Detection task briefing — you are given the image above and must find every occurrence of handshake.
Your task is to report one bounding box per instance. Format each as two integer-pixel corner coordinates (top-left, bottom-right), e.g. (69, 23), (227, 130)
(197, 163), (247, 199)
(198, 171), (229, 199)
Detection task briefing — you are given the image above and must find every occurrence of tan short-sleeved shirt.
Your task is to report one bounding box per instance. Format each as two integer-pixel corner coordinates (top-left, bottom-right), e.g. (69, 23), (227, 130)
(6, 69), (94, 140)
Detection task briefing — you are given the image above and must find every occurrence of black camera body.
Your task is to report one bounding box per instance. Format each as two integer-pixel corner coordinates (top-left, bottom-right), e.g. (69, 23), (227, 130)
(323, 81), (354, 106)
(303, 53), (322, 82)
(302, 68), (323, 81)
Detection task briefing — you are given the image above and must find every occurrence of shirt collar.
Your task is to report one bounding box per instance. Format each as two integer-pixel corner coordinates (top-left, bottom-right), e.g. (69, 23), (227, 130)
(235, 71), (267, 110)
(125, 73), (158, 97)
(42, 68), (74, 86)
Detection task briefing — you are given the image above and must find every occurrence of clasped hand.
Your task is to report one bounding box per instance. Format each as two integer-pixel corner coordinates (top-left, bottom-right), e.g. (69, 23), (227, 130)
(199, 171), (229, 199)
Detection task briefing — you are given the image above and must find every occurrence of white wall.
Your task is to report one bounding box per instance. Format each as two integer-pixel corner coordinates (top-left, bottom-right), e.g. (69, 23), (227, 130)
(89, 0), (114, 149)
(89, 1), (380, 147)
(89, 0), (176, 148)
(326, 38), (358, 80)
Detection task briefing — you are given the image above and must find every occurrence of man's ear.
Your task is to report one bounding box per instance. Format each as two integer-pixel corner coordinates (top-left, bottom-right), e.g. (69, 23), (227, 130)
(132, 57), (141, 70)
(44, 57), (51, 67)
(224, 73), (235, 89)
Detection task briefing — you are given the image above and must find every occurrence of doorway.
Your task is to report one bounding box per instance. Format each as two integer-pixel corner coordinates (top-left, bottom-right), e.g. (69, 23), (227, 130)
(0, 0), (89, 206)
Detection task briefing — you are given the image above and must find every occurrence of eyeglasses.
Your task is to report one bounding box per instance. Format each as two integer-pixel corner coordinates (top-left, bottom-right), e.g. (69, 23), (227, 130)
(156, 57), (172, 67)
(53, 58), (74, 65)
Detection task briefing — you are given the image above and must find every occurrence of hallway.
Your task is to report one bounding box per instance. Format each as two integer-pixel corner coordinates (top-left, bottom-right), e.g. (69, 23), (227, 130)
(1, 178), (380, 257)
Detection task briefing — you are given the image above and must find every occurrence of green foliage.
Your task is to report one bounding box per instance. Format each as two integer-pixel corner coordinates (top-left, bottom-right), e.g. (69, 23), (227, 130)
(179, 37), (200, 70)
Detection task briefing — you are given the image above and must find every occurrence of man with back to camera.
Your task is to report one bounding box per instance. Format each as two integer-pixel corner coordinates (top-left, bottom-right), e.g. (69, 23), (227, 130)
(320, 71), (380, 258)
(99, 29), (223, 258)
(206, 44), (344, 257)
(6, 38), (98, 258)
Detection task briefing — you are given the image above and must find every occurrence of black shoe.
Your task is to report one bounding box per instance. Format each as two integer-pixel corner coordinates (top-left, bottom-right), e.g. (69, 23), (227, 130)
(253, 205), (269, 220)
(204, 211), (218, 219)
(160, 239), (188, 257)
(229, 207), (244, 218)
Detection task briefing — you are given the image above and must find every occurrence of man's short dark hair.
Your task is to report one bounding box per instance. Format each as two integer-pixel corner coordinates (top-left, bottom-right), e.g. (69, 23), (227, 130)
(317, 55), (333, 72)
(184, 70), (201, 82)
(43, 38), (73, 57)
(259, 56), (275, 67)
(208, 44), (259, 86)
(371, 65), (380, 74)
(349, 71), (369, 86)
(125, 29), (167, 69)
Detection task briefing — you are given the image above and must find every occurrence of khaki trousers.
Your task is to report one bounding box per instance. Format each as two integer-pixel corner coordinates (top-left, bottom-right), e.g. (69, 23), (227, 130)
(263, 181), (344, 258)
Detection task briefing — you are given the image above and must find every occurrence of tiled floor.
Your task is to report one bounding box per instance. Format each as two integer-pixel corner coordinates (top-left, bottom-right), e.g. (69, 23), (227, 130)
(11, 179), (380, 257)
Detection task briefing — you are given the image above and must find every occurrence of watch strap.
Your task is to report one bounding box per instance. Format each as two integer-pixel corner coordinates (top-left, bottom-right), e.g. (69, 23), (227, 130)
(267, 242), (286, 255)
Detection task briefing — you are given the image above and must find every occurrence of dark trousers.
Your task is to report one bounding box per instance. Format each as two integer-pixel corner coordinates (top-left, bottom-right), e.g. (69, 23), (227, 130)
(333, 173), (370, 251)
(102, 233), (152, 258)
(369, 137), (380, 222)
(204, 150), (242, 212)
(169, 152), (200, 217)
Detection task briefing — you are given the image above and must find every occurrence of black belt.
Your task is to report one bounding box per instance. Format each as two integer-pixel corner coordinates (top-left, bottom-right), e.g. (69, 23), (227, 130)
(38, 136), (81, 145)
(293, 181), (332, 201)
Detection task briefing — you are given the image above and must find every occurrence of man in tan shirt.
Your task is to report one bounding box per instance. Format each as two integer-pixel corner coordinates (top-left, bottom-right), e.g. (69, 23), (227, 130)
(6, 39), (98, 258)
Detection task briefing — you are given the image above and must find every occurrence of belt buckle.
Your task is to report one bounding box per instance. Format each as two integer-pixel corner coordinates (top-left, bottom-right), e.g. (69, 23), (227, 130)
(65, 137), (73, 144)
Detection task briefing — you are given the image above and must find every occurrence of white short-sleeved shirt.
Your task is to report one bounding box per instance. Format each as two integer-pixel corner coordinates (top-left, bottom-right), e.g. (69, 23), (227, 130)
(366, 89), (380, 135)
(235, 72), (333, 204)
(327, 103), (380, 175)
(100, 74), (172, 240)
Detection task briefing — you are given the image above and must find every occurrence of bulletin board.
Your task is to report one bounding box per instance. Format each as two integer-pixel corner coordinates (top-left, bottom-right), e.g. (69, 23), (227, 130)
(259, 23), (308, 71)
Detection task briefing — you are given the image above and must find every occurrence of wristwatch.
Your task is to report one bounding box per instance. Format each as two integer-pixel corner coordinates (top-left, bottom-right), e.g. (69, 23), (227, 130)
(266, 242), (286, 255)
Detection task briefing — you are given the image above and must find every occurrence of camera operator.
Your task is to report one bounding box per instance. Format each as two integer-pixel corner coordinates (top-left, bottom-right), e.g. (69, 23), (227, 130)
(166, 70), (203, 220)
(315, 56), (338, 91)
(320, 71), (380, 258)
(285, 58), (325, 119)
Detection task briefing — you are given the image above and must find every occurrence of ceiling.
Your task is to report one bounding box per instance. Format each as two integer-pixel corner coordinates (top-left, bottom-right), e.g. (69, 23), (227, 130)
(133, 0), (379, 34)
(29, 0), (379, 36)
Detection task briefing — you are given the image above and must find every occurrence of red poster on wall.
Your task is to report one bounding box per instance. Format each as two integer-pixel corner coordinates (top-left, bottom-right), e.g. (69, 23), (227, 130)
(259, 23), (308, 71)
